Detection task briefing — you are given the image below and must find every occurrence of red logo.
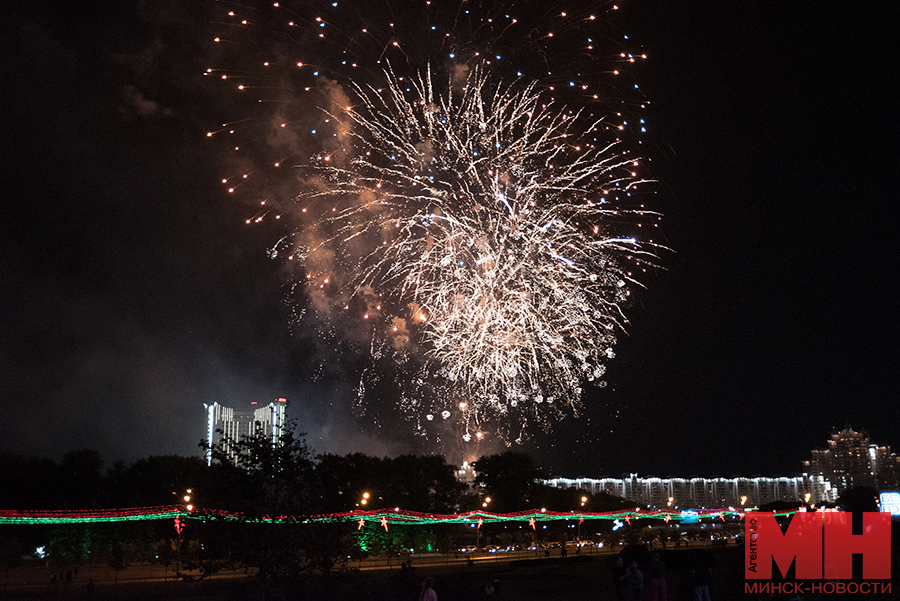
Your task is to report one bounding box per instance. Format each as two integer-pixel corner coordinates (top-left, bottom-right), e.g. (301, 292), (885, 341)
(745, 511), (891, 580)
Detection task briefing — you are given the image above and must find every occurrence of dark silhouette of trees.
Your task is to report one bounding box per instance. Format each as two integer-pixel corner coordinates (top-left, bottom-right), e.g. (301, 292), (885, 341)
(316, 452), (465, 513)
(106, 455), (210, 507)
(0, 453), (61, 509)
(384, 454), (466, 512)
(198, 419), (317, 582)
(472, 451), (543, 512)
(316, 452), (384, 511)
(2, 438), (659, 582)
(837, 485), (880, 514)
(59, 450), (104, 509)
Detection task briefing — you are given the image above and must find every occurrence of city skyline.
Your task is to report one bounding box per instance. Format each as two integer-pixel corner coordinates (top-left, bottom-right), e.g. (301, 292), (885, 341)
(1, 1), (897, 477)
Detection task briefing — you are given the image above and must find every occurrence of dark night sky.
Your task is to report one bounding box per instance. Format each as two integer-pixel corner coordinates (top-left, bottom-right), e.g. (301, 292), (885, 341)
(2, 0), (898, 480)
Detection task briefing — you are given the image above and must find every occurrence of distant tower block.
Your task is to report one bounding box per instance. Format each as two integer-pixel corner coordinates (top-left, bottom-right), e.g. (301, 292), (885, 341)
(203, 398), (288, 466)
(802, 427), (900, 495)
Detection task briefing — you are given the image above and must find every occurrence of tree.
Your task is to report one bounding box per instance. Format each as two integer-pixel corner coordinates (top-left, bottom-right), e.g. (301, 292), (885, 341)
(108, 455), (210, 507)
(0, 453), (62, 509)
(315, 452), (466, 513)
(199, 419), (323, 582)
(472, 452), (543, 512)
(381, 455), (466, 513)
(315, 453), (385, 511)
(838, 486), (880, 514)
(314, 452), (465, 561)
(59, 450), (104, 509)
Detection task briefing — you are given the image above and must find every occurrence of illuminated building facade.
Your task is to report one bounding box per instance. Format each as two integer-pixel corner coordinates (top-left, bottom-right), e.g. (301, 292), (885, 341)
(544, 473), (836, 508)
(801, 427), (900, 495)
(455, 461), (476, 488)
(203, 399), (288, 466)
(545, 429), (898, 509)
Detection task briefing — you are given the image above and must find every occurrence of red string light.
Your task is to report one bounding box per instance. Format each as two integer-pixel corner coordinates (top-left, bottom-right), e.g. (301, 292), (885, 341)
(0, 505), (788, 526)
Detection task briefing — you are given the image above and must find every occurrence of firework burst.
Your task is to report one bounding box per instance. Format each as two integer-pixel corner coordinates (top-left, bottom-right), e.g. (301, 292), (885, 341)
(208, 1), (661, 443)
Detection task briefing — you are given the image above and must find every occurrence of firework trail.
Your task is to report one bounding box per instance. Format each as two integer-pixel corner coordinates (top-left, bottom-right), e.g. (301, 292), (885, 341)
(207, 0), (661, 444)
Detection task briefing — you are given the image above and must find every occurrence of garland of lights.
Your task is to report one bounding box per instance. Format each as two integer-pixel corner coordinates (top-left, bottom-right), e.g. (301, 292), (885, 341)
(0, 506), (185, 525)
(0, 506), (798, 527)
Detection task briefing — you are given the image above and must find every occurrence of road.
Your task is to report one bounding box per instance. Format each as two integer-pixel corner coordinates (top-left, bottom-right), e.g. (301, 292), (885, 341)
(1, 540), (723, 592)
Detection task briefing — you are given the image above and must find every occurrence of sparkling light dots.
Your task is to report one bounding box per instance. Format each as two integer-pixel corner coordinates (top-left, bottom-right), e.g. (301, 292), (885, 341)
(206, 1), (660, 443)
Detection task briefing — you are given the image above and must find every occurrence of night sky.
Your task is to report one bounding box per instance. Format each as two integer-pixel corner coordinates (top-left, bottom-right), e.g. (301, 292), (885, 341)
(2, 1), (898, 481)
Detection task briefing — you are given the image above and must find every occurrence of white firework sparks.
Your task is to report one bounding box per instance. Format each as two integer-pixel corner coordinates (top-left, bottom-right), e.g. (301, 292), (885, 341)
(293, 65), (659, 438)
(208, 1), (662, 443)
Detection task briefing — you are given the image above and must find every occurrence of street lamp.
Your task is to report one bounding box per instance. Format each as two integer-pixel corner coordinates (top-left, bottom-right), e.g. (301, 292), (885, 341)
(174, 488), (193, 577)
(578, 497), (588, 540)
(476, 497), (492, 550)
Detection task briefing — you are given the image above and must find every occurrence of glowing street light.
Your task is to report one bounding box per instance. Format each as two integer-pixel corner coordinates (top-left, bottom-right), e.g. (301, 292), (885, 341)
(175, 488), (193, 577)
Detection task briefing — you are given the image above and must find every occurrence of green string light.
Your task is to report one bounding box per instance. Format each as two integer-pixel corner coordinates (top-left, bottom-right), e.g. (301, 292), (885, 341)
(1, 506), (798, 526)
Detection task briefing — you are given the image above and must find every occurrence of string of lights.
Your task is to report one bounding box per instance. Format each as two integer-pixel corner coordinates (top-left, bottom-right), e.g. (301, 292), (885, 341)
(0, 505), (798, 526)
(0, 506), (185, 525)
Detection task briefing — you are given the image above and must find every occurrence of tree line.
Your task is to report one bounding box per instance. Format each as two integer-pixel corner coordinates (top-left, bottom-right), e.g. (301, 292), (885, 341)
(1, 422), (631, 582)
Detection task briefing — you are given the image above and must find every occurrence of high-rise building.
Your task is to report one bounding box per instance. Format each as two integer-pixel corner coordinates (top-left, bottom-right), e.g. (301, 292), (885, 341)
(203, 399), (288, 466)
(544, 473), (836, 508)
(455, 461), (476, 488)
(802, 427), (900, 495)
